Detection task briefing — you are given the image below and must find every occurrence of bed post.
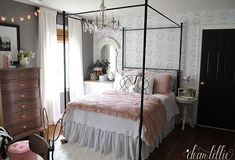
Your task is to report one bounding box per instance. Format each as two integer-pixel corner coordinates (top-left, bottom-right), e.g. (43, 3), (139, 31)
(177, 22), (183, 93)
(63, 11), (67, 109)
(139, 0), (148, 159)
(122, 27), (125, 71)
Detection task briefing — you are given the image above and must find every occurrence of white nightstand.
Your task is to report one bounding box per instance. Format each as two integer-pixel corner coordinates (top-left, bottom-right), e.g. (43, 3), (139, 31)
(84, 80), (113, 94)
(175, 96), (197, 131)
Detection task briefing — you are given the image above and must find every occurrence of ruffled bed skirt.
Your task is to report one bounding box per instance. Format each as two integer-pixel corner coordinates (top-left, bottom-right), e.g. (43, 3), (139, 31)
(63, 118), (175, 160)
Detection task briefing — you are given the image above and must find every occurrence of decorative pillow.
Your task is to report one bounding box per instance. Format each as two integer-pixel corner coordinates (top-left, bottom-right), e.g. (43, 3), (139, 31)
(145, 71), (173, 94)
(114, 72), (137, 91)
(128, 84), (137, 93)
(135, 76), (154, 95)
(122, 69), (142, 76)
(113, 72), (123, 90)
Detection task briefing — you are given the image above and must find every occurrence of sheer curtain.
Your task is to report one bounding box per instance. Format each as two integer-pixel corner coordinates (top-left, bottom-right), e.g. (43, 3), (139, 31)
(39, 7), (62, 124)
(68, 18), (84, 101)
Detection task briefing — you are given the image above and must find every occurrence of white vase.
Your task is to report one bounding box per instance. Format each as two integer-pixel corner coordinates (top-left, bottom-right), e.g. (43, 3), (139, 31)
(20, 57), (30, 66)
(99, 74), (108, 82)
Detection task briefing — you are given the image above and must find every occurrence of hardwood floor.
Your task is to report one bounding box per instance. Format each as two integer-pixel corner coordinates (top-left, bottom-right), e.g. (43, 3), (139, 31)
(149, 125), (235, 160)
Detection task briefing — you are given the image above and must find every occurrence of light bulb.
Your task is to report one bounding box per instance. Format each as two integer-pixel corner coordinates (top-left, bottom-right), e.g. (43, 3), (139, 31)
(27, 15), (31, 20)
(19, 17), (24, 21)
(34, 11), (38, 16)
(1, 16), (6, 21)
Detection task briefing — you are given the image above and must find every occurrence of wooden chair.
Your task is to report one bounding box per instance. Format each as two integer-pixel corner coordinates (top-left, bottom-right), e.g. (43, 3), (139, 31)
(29, 134), (50, 160)
(29, 108), (64, 160)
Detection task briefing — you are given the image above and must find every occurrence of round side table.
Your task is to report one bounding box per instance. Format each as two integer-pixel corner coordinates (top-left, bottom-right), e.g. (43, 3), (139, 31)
(175, 96), (197, 131)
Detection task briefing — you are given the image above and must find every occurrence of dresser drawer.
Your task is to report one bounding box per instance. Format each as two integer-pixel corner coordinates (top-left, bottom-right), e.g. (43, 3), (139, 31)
(0, 68), (39, 81)
(3, 99), (41, 115)
(4, 108), (41, 127)
(1, 79), (39, 94)
(2, 89), (40, 104)
(6, 118), (42, 136)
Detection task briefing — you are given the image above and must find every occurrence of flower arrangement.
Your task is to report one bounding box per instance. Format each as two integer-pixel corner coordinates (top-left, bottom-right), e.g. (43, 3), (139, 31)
(16, 50), (35, 59)
(88, 59), (110, 80)
(89, 59), (110, 74)
(15, 50), (35, 66)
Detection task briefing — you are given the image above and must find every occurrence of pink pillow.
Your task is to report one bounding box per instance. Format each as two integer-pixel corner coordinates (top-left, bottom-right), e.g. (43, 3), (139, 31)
(145, 72), (173, 94)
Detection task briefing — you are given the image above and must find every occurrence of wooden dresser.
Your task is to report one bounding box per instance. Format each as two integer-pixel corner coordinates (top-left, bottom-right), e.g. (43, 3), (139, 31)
(0, 67), (43, 141)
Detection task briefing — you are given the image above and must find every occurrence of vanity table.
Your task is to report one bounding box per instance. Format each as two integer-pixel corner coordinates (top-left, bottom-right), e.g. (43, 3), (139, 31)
(84, 80), (114, 94)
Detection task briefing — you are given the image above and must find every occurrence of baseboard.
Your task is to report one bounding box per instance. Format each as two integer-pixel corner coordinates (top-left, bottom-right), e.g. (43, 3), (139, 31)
(196, 124), (235, 132)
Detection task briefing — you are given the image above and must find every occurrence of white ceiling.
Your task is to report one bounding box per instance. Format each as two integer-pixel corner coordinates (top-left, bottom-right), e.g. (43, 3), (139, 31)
(14, 0), (235, 16)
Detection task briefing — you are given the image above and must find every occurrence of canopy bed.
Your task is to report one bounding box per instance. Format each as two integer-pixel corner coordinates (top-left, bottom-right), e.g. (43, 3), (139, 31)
(60, 0), (183, 159)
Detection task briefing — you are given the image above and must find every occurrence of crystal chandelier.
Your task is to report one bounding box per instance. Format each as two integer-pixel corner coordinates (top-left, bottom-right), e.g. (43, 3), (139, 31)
(82, 0), (121, 33)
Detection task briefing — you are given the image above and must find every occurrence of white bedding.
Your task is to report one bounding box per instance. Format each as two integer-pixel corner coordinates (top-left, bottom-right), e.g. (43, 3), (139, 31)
(63, 92), (179, 159)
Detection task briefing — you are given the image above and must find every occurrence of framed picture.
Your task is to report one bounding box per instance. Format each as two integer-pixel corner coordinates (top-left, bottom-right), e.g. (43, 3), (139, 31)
(0, 23), (20, 67)
(178, 88), (185, 96)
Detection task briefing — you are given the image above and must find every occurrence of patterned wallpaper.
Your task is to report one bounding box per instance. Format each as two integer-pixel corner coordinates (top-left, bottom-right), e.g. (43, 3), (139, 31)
(93, 9), (235, 123)
(93, 9), (235, 88)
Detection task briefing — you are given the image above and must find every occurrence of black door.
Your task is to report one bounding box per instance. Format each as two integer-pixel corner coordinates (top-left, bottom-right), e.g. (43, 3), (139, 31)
(198, 29), (235, 130)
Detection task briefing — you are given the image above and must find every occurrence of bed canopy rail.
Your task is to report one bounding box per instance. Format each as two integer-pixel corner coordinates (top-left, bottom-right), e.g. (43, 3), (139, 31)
(122, 22), (183, 95)
(66, 4), (145, 16)
(61, 0), (183, 159)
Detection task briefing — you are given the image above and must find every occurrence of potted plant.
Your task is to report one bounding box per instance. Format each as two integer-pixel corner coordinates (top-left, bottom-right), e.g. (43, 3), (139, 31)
(16, 50), (35, 66)
(88, 59), (110, 81)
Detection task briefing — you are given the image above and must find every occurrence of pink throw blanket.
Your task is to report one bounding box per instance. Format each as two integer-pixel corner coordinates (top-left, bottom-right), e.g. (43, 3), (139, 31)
(67, 90), (166, 145)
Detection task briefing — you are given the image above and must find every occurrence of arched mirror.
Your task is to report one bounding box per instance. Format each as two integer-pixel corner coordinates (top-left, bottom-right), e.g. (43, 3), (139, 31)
(97, 37), (120, 76)
(101, 44), (117, 74)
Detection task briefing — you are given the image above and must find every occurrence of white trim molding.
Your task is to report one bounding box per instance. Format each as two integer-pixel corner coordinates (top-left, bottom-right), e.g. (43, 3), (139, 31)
(97, 37), (120, 51)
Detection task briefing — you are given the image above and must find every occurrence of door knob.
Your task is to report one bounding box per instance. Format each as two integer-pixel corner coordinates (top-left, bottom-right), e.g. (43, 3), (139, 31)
(200, 81), (205, 85)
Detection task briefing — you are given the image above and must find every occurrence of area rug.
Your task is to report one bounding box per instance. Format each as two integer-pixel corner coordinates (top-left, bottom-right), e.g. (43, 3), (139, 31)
(37, 142), (125, 160)
(48, 143), (123, 160)
(5, 139), (124, 160)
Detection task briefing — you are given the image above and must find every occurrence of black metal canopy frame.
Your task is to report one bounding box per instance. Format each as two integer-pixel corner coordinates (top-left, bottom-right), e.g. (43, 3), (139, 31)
(61, 0), (183, 159)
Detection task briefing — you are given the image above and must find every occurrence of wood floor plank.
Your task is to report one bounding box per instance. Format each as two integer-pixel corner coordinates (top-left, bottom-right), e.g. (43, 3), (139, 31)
(149, 125), (235, 160)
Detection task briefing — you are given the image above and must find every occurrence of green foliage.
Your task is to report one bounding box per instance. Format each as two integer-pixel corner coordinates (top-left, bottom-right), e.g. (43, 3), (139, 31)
(88, 59), (110, 74)
(16, 50), (35, 58)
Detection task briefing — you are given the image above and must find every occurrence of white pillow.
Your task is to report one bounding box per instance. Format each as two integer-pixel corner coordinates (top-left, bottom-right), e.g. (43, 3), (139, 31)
(113, 72), (123, 90)
(114, 73), (137, 92)
(135, 76), (154, 95)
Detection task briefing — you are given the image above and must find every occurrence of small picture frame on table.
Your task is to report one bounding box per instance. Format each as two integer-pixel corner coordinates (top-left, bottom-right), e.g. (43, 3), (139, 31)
(178, 88), (185, 96)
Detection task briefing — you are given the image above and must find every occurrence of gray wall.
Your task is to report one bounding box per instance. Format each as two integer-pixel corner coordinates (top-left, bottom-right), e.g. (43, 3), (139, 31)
(0, 0), (38, 66)
(0, 1), (93, 79)
(82, 31), (93, 80)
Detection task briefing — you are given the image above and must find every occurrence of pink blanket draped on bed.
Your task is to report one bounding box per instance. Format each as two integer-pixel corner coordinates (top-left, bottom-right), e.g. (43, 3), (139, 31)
(67, 90), (166, 145)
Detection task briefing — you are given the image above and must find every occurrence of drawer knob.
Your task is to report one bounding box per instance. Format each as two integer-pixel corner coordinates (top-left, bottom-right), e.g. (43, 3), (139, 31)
(21, 105), (26, 108)
(22, 115), (26, 119)
(20, 95), (25, 98)
(19, 73), (23, 76)
(20, 84), (25, 87)
(23, 125), (27, 129)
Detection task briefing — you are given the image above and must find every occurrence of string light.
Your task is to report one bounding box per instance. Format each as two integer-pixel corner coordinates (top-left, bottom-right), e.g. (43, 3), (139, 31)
(0, 8), (39, 23)
(19, 17), (24, 21)
(34, 11), (38, 16)
(1, 16), (6, 22)
(27, 15), (31, 20)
